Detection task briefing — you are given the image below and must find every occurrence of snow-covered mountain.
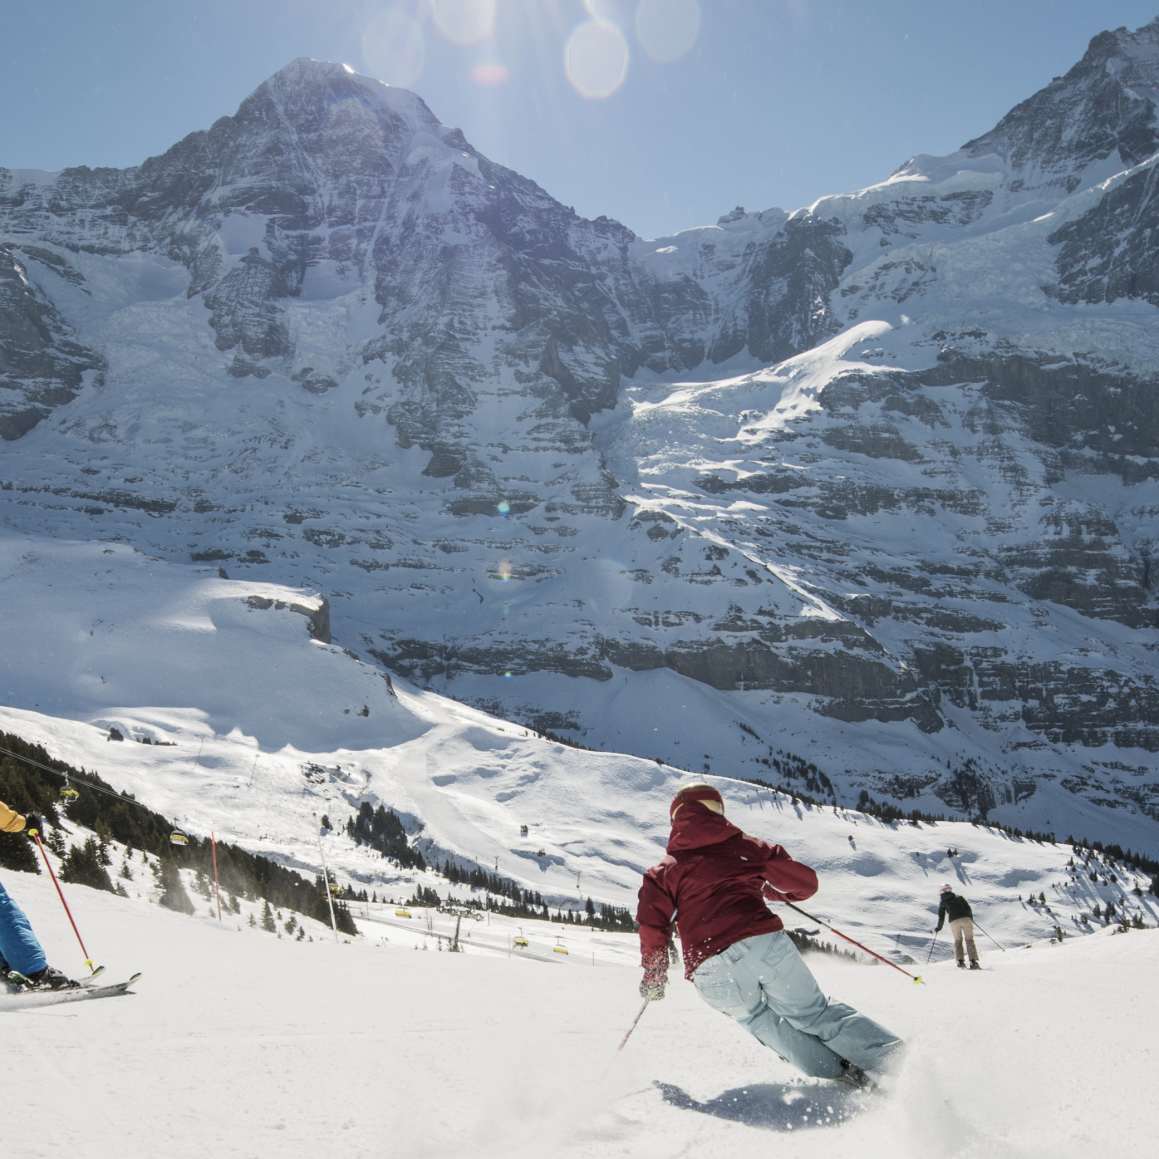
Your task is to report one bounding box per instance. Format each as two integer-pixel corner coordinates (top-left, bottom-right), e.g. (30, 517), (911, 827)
(4, 530), (1156, 924)
(1, 21), (1158, 848)
(4, 529), (1156, 1159)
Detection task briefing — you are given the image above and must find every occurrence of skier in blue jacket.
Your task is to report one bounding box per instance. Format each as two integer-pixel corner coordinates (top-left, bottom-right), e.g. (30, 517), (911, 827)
(1, 799), (77, 990)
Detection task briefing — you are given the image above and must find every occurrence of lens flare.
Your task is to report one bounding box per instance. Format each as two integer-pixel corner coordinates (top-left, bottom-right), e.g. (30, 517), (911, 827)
(361, 8), (426, 89)
(564, 19), (629, 100)
(431, 0), (496, 46)
(582, 0), (622, 20)
(496, 559), (512, 581)
(635, 0), (701, 63)
(497, 499), (511, 516)
(471, 61), (510, 87)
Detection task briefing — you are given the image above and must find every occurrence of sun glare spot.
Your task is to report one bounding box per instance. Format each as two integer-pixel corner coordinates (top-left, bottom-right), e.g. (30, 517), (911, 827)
(361, 8), (426, 89)
(635, 0), (701, 63)
(431, 0), (496, 47)
(472, 61), (510, 87)
(565, 19), (629, 100)
(582, 0), (622, 22)
(497, 499), (511, 516)
(496, 559), (512, 581)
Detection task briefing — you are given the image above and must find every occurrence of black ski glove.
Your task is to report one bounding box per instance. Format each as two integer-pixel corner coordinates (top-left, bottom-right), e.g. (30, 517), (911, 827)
(23, 813), (42, 837)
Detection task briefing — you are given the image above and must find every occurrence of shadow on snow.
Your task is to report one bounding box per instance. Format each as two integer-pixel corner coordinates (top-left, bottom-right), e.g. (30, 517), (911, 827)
(653, 1079), (866, 1131)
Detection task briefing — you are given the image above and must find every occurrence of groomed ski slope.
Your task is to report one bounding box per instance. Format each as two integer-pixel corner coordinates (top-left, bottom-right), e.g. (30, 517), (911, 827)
(3, 871), (1155, 1159)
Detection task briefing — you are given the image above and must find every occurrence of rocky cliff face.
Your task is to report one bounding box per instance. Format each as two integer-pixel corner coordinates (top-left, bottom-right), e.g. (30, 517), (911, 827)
(963, 21), (1159, 183)
(0, 241), (102, 439)
(2, 26), (1158, 847)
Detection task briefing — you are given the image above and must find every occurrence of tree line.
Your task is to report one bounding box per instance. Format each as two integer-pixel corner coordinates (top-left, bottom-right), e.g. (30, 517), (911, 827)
(0, 732), (357, 934)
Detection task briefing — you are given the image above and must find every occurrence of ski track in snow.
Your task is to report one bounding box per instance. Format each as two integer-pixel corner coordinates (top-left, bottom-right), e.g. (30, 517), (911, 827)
(2, 872), (1155, 1159)
(0, 529), (1154, 1158)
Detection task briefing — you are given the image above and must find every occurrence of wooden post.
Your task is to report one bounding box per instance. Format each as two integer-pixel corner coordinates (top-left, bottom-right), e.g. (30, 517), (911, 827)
(210, 832), (223, 922)
(317, 837), (339, 943)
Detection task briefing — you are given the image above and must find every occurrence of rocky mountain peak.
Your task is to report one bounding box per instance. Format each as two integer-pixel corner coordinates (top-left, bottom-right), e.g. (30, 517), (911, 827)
(245, 57), (444, 140)
(153, 57), (455, 212)
(2, 26), (1159, 851)
(962, 16), (1159, 187)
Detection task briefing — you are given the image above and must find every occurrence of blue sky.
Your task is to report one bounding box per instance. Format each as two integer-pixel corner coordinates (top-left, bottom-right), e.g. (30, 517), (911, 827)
(2, 0), (1156, 238)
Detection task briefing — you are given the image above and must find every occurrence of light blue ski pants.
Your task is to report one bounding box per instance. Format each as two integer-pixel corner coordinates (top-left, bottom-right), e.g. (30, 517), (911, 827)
(0, 879), (47, 976)
(692, 930), (901, 1079)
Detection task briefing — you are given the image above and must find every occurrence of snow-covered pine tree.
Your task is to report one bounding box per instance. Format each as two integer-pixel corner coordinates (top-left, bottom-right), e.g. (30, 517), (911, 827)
(0, 827), (39, 873)
(60, 838), (115, 893)
(156, 857), (195, 915)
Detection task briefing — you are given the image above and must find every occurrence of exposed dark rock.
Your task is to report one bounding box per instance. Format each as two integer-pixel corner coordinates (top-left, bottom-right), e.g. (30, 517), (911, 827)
(0, 244), (103, 438)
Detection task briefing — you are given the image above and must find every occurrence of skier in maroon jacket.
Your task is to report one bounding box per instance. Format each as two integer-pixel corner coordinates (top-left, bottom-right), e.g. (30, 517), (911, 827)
(636, 783), (902, 1087)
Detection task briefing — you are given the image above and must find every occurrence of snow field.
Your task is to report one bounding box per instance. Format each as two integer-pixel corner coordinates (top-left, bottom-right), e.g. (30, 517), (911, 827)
(3, 869), (1156, 1159)
(1, 530), (1154, 962)
(1, 484), (1152, 1159)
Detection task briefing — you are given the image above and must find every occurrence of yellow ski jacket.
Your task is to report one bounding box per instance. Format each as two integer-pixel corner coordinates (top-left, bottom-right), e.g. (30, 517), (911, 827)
(0, 799), (27, 834)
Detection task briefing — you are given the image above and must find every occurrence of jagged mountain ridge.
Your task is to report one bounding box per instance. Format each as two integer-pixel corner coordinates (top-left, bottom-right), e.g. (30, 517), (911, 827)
(0, 23), (1157, 847)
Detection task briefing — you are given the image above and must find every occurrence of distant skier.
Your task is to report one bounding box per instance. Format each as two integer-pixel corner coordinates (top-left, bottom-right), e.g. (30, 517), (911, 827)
(0, 800), (78, 990)
(935, 884), (980, 969)
(636, 783), (902, 1088)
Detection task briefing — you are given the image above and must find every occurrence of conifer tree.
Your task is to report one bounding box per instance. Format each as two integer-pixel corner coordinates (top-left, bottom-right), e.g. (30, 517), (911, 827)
(60, 838), (115, 893)
(0, 831), (39, 874)
(157, 857), (195, 915)
(95, 826), (113, 868)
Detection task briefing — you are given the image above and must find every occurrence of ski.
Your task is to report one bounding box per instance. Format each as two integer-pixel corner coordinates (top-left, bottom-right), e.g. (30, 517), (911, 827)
(5, 964), (106, 990)
(0, 973), (141, 1012)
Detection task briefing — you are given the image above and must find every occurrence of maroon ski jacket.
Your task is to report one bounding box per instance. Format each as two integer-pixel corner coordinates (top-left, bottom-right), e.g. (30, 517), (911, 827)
(636, 805), (819, 980)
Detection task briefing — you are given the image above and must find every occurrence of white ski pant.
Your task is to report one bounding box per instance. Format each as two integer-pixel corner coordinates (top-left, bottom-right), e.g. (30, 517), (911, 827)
(692, 930), (901, 1079)
(950, 917), (978, 964)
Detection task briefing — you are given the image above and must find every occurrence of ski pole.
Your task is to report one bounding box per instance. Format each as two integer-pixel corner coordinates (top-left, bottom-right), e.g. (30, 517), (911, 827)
(31, 831), (98, 975)
(781, 900), (925, 985)
(926, 930), (939, 964)
(972, 920), (1006, 951)
(617, 998), (650, 1052)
